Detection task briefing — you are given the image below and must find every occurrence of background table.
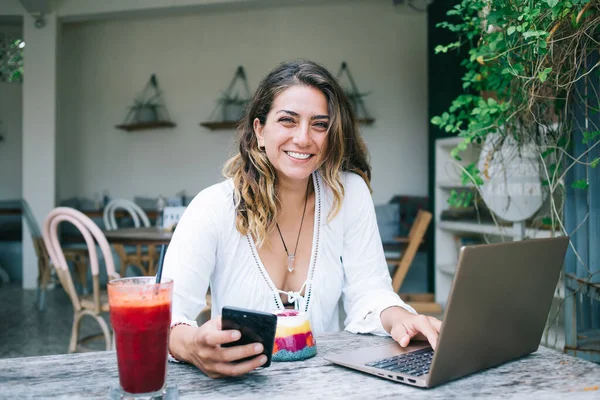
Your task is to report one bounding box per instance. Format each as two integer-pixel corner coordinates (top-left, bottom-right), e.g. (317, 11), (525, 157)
(102, 227), (172, 276)
(1, 332), (599, 399)
(103, 227), (172, 246)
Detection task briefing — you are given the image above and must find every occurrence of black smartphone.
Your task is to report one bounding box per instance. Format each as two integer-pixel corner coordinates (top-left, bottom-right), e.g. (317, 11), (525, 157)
(221, 306), (278, 368)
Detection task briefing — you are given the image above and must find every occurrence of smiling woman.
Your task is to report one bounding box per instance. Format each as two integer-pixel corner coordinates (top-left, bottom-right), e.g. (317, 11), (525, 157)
(254, 86), (329, 187)
(162, 60), (441, 379)
(224, 60), (372, 248)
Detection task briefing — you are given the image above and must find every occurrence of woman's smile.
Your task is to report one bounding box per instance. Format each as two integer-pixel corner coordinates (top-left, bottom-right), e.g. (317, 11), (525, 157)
(284, 150), (314, 161)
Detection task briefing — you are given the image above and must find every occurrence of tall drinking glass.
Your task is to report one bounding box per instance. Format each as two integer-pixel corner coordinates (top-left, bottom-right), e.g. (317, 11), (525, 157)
(108, 277), (173, 398)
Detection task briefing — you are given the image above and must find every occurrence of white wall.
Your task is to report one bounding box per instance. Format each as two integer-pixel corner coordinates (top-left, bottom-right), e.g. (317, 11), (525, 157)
(22, 12), (59, 289)
(58, 0), (428, 204)
(0, 82), (23, 200)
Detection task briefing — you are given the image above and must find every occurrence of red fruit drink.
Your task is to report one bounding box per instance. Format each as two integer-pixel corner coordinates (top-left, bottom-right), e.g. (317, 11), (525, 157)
(108, 277), (173, 396)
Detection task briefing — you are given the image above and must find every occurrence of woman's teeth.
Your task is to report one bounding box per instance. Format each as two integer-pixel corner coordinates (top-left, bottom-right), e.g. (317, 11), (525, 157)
(286, 151), (311, 160)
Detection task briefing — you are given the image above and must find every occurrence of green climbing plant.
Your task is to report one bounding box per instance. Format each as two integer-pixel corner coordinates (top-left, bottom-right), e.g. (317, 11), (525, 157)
(433, 0), (600, 349)
(0, 37), (24, 83)
(433, 0), (600, 205)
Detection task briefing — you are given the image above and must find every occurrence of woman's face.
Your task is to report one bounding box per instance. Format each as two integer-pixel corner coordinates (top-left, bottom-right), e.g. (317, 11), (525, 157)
(254, 85), (329, 185)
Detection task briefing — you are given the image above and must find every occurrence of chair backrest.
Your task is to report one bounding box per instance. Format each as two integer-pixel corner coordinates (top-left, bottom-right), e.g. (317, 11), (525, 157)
(391, 209), (432, 293)
(21, 199), (42, 238)
(20, 199), (48, 263)
(43, 207), (119, 312)
(103, 199), (151, 231)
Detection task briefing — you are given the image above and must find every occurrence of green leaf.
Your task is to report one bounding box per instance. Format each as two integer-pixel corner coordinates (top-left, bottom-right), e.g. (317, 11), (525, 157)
(513, 63), (525, 74)
(582, 130), (600, 144)
(507, 26), (516, 35)
(557, 135), (568, 148)
(591, 158), (599, 168)
(538, 67), (552, 82)
(541, 217), (553, 226)
(450, 148), (462, 161)
(431, 116), (443, 125)
(545, 0), (559, 7)
(571, 179), (589, 190)
(548, 163), (558, 176)
(541, 148), (555, 158)
(462, 163), (483, 186)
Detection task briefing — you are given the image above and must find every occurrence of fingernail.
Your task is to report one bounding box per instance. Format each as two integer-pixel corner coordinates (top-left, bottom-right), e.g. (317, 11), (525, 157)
(259, 355), (267, 364)
(254, 344), (264, 353)
(231, 331), (241, 340)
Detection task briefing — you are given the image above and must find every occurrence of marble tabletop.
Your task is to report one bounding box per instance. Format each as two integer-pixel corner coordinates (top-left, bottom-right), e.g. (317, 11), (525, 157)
(1, 332), (598, 399)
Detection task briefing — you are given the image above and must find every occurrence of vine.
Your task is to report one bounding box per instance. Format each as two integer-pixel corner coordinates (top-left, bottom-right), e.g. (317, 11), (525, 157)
(433, 0), (600, 349)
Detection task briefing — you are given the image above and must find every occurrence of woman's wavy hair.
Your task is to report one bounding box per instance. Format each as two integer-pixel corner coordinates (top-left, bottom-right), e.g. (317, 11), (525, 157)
(223, 60), (371, 246)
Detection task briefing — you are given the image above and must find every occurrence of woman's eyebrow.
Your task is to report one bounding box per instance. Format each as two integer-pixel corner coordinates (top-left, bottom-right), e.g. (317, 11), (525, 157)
(276, 110), (329, 120)
(276, 109), (300, 117)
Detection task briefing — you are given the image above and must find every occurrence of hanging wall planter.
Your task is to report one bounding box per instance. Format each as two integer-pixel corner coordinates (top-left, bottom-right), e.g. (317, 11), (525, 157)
(336, 62), (375, 125)
(116, 74), (176, 132)
(200, 66), (251, 131)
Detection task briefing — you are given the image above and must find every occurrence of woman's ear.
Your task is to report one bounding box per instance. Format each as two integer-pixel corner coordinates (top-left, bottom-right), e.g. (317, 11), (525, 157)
(253, 118), (265, 148)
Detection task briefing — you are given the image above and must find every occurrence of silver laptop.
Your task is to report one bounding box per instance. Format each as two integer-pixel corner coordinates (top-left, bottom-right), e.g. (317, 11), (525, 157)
(326, 236), (570, 388)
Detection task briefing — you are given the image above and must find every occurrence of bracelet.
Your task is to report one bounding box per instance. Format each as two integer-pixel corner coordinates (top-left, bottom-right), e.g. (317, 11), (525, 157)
(168, 322), (192, 361)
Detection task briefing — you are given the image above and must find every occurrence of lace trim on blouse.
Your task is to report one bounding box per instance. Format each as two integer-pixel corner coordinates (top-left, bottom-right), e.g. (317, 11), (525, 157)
(246, 172), (322, 312)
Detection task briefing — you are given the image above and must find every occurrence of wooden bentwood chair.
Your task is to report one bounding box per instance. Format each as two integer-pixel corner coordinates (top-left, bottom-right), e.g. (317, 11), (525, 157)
(386, 209), (442, 314)
(43, 207), (119, 353)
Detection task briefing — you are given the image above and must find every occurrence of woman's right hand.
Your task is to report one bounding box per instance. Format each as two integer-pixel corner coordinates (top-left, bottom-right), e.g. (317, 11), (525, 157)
(169, 317), (267, 378)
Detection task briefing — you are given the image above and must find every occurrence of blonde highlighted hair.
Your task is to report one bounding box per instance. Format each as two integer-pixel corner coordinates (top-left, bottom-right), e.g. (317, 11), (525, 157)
(223, 60), (371, 246)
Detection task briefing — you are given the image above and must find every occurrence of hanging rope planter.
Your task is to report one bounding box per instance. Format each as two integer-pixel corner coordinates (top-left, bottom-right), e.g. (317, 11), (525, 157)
(200, 66), (251, 131)
(336, 62), (375, 125)
(115, 74), (176, 132)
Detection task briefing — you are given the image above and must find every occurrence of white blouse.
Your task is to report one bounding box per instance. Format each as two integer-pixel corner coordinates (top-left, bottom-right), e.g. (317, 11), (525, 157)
(162, 171), (415, 337)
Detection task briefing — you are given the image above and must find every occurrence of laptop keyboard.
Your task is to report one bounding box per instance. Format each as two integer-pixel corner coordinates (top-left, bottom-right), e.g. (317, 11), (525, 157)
(365, 348), (434, 377)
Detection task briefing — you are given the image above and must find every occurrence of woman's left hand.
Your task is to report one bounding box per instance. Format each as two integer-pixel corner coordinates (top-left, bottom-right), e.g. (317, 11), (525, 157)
(381, 307), (442, 350)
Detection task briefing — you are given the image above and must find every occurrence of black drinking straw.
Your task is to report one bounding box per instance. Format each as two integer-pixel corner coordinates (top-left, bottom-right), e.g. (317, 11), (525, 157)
(155, 244), (167, 284)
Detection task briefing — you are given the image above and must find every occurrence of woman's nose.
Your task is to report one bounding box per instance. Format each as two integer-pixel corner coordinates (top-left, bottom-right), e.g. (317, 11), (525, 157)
(293, 123), (311, 146)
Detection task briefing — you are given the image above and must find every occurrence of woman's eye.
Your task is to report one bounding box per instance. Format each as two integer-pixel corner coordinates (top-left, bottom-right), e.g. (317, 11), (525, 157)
(278, 117), (295, 124)
(314, 122), (328, 129)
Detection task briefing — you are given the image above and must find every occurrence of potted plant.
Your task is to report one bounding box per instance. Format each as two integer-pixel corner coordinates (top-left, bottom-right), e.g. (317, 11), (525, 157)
(116, 74), (176, 131)
(130, 94), (161, 123)
(219, 93), (247, 123)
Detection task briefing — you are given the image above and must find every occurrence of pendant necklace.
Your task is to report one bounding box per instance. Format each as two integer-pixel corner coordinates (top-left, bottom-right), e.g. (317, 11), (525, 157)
(275, 180), (310, 273)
